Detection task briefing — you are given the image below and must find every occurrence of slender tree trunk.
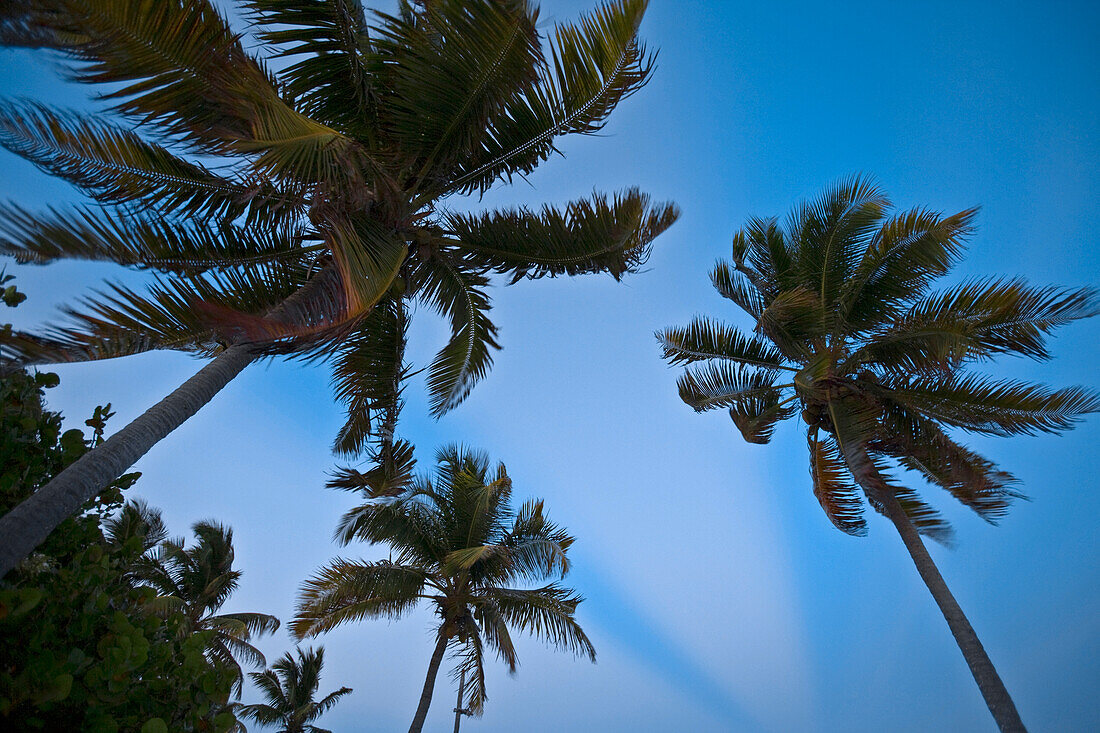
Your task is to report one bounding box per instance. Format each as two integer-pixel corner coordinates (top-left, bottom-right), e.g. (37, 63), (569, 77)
(409, 633), (450, 733)
(0, 344), (255, 577)
(453, 668), (466, 733)
(880, 490), (1027, 732)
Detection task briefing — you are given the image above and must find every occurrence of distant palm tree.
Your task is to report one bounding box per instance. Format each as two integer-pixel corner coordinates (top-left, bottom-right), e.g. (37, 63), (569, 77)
(658, 176), (1099, 732)
(0, 0), (678, 576)
(292, 445), (595, 733)
(136, 520), (280, 695)
(236, 646), (351, 733)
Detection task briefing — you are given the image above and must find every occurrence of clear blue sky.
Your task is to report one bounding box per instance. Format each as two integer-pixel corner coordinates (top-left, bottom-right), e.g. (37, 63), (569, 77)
(2, 1), (1098, 730)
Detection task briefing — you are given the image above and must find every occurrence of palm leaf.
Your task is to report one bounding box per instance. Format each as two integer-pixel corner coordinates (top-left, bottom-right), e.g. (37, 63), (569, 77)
(842, 206), (976, 329)
(328, 438), (417, 499)
(329, 298), (407, 457)
(710, 259), (765, 319)
(880, 373), (1100, 436)
(807, 429), (866, 536)
(0, 202), (311, 274)
(246, 0), (376, 134)
(452, 630), (489, 716)
(412, 255), (499, 416)
(333, 495), (443, 564)
(447, 0), (654, 194)
(448, 188), (678, 283)
(873, 402), (1021, 521)
(371, 0), (542, 190)
(483, 585), (595, 661)
(9, 259), (313, 365)
(0, 101), (303, 222)
(657, 316), (787, 369)
(676, 360), (783, 413)
(858, 277), (1100, 369)
(292, 558), (430, 638)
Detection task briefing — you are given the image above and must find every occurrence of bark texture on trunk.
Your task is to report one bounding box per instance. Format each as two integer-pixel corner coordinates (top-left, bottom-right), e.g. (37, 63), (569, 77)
(409, 633), (450, 733)
(0, 344), (255, 578)
(880, 490), (1027, 733)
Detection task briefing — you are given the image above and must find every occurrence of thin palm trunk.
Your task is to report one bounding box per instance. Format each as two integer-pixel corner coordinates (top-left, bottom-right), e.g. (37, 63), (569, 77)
(453, 668), (466, 733)
(880, 490), (1027, 732)
(0, 344), (255, 577)
(409, 633), (450, 733)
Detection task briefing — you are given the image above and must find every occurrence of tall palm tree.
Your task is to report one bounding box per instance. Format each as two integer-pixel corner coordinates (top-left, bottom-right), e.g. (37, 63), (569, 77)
(658, 176), (1099, 733)
(236, 646), (351, 733)
(0, 0), (678, 576)
(291, 445), (595, 733)
(135, 519), (281, 695)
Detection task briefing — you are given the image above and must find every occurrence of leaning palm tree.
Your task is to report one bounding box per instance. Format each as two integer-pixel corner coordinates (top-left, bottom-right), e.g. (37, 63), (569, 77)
(658, 176), (1099, 733)
(292, 445), (595, 733)
(135, 519), (281, 695)
(236, 646), (351, 733)
(0, 0), (678, 576)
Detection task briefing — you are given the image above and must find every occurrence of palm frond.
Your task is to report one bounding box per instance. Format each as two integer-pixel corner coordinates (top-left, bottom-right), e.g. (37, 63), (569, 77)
(8, 259), (312, 365)
(333, 495), (443, 564)
(212, 611), (282, 639)
(104, 499), (168, 553)
(727, 388), (796, 444)
(710, 259), (765, 319)
(0, 101), (303, 222)
(0, 1), (70, 48)
(329, 298), (408, 457)
(328, 438), (417, 499)
(880, 373), (1100, 436)
(412, 254), (499, 417)
(483, 585), (595, 661)
(371, 0), (542, 190)
(452, 631), (489, 717)
(676, 360), (782, 413)
(473, 600), (518, 673)
(324, 216), (407, 314)
(447, 0), (653, 194)
(729, 216), (794, 294)
(788, 173), (889, 308)
(807, 430), (866, 536)
(874, 402), (1022, 521)
(0, 202), (311, 274)
(842, 206), (976, 329)
(657, 316), (787, 369)
(449, 188), (677, 283)
(859, 277), (1100, 370)
(292, 558), (430, 638)
(246, 0), (376, 134)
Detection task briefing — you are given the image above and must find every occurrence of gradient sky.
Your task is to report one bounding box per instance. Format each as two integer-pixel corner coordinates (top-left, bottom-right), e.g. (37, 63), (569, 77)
(2, 1), (1098, 731)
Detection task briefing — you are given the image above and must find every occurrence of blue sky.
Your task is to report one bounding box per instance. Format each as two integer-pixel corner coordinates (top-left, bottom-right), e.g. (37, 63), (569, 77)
(2, 1), (1098, 730)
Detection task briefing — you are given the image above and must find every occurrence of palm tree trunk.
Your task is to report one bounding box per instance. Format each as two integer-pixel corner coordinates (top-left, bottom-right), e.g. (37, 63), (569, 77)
(0, 344), (255, 578)
(880, 490), (1027, 732)
(409, 633), (449, 733)
(453, 668), (466, 733)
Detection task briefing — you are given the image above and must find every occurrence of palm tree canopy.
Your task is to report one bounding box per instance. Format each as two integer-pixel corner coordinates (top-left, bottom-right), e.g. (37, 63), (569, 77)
(293, 444), (595, 716)
(237, 646), (352, 733)
(134, 519), (280, 695)
(0, 0), (678, 458)
(659, 175), (1100, 542)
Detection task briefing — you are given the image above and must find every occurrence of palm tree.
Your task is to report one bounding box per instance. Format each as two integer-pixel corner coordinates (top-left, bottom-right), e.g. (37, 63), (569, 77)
(0, 0), (678, 576)
(235, 646), (351, 733)
(291, 445), (595, 733)
(135, 519), (281, 695)
(658, 176), (1099, 733)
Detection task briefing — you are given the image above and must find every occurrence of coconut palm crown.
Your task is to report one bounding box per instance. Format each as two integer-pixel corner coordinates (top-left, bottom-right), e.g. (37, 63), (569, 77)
(0, 0), (677, 575)
(658, 175), (1099, 732)
(134, 519), (281, 696)
(236, 646), (352, 733)
(292, 445), (594, 732)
